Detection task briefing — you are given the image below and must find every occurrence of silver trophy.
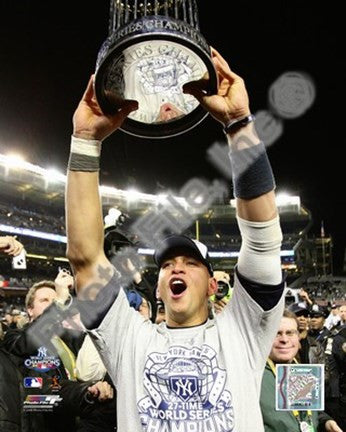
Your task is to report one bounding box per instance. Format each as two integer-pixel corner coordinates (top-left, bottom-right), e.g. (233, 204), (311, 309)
(95, 0), (217, 139)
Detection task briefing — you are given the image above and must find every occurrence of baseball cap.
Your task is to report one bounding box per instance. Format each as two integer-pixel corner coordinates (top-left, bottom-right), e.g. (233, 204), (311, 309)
(154, 234), (213, 276)
(289, 303), (310, 317)
(309, 305), (328, 318)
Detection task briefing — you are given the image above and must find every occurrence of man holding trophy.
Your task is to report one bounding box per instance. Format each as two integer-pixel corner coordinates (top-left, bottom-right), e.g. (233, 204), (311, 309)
(64, 42), (285, 430)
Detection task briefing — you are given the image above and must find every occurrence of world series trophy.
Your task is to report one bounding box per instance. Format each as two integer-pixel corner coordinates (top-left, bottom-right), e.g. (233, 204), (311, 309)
(94, 0), (217, 139)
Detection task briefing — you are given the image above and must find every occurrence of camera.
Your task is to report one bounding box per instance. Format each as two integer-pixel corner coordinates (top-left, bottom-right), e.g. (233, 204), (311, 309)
(215, 281), (230, 300)
(284, 287), (299, 306)
(12, 249), (27, 270)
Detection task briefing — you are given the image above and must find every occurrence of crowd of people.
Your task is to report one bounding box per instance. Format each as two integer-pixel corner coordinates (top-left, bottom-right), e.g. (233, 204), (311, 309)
(1, 239), (345, 431)
(0, 201), (65, 235)
(0, 47), (345, 431)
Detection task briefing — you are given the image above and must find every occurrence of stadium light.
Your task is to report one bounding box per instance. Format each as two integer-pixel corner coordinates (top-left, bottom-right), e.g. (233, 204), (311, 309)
(275, 192), (300, 207)
(5, 153), (26, 167)
(126, 189), (142, 202)
(0, 151), (190, 207)
(230, 193), (301, 212)
(26, 253), (48, 260)
(53, 257), (69, 262)
(0, 224), (67, 243)
(156, 194), (168, 204)
(137, 247), (294, 258)
(44, 168), (66, 183)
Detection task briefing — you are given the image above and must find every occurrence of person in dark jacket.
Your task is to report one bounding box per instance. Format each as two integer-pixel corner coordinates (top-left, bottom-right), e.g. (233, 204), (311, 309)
(3, 275), (115, 432)
(309, 306), (335, 347)
(289, 302), (325, 364)
(0, 345), (23, 432)
(326, 325), (346, 430)
(260, 309), (342, 432)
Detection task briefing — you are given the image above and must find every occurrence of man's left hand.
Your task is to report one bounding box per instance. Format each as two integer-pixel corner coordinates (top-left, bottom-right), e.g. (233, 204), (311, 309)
(54, 268), (74, 303)
(0, 236), (23, 256)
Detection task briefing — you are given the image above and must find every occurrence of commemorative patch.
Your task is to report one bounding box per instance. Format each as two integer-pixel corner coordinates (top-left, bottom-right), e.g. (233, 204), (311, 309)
(276, 364), (324, 411)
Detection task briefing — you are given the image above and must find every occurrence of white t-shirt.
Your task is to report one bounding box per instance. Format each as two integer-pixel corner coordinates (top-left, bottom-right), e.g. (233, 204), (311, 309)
(90, 270), (284, 432)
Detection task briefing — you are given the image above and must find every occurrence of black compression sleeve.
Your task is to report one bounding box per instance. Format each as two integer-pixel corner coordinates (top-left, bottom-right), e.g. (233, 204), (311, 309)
(236, 267), (284, 311)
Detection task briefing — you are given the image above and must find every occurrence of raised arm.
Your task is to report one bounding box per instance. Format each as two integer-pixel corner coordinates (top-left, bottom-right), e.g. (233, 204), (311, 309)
(184, 48), (283, 299)
(183, 48), (277, 222)
(66, 75), (138, 296)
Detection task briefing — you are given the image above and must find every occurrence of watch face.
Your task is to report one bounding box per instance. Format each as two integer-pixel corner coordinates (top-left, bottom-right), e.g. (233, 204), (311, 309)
(103, 40), (207, 124)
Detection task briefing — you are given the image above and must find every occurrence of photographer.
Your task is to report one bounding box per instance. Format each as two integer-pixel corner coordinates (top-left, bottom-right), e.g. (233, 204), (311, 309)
(211, 270), (233, 314)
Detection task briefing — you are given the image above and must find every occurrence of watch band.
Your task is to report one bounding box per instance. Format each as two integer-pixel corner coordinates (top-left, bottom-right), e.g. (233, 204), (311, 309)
(223, 114), (255, 135)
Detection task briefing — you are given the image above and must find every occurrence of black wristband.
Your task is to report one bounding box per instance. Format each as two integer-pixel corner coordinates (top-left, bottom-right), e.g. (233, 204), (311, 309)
(224, 114), (255, 135)
(68, 153), (100, 172)
(230, 142), (275, 199)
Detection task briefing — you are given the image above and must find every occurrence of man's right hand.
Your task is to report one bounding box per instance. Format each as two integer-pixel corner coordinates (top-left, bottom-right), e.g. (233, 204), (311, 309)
(54, 268), (74, 303)
(72, 75), (138, 141)
(0, 236), (23, 256)
(87, 381), (114, 402)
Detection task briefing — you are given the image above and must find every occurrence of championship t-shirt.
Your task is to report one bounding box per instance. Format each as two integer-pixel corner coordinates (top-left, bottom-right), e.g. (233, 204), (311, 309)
(89, 272), (284, 432)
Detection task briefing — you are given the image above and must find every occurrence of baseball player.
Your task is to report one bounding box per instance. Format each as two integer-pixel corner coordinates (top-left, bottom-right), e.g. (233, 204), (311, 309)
(64, 48), (285, 431)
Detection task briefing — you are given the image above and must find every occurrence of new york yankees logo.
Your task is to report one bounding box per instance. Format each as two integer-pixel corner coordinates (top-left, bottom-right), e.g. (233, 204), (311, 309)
(170, 376), (198, 401)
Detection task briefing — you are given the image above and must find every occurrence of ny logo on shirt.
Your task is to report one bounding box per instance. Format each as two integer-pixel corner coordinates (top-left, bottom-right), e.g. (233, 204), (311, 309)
(169, 377), (197, 401)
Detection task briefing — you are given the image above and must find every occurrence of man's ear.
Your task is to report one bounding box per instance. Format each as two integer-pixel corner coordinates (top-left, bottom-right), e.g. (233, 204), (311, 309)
(27, 307), (33, 319)
(208, 278), (218, 297)
(156, 285), (161, 299)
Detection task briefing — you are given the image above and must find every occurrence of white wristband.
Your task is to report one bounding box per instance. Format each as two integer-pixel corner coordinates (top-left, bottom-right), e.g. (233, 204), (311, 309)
(70, 136), (102, 157)
(68, 136), (102, 172)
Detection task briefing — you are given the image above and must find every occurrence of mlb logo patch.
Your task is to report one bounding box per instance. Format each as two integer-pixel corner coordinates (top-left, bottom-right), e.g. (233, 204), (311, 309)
(24, 377), (43, 388)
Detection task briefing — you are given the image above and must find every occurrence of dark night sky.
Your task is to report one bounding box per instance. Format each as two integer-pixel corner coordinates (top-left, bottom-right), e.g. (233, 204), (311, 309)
(0, 1), (344, 273)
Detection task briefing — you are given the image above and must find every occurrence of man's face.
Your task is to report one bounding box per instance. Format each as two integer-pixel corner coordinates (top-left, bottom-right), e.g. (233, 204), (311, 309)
(331, 307), (339, 316)
(269, 317), (300, 363)
(27, 287), (57, 321)
(296, 314), (309, 332)
(339, 306), (346, 322)
(157, 254), (217, 327)
(156, 103), (184, 122)
(309, 316), (325, 330)
(155, 299), (166, 324)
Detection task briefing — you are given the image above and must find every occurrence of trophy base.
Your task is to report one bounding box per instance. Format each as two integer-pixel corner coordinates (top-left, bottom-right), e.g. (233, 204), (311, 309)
(95, 16), (217, 139)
